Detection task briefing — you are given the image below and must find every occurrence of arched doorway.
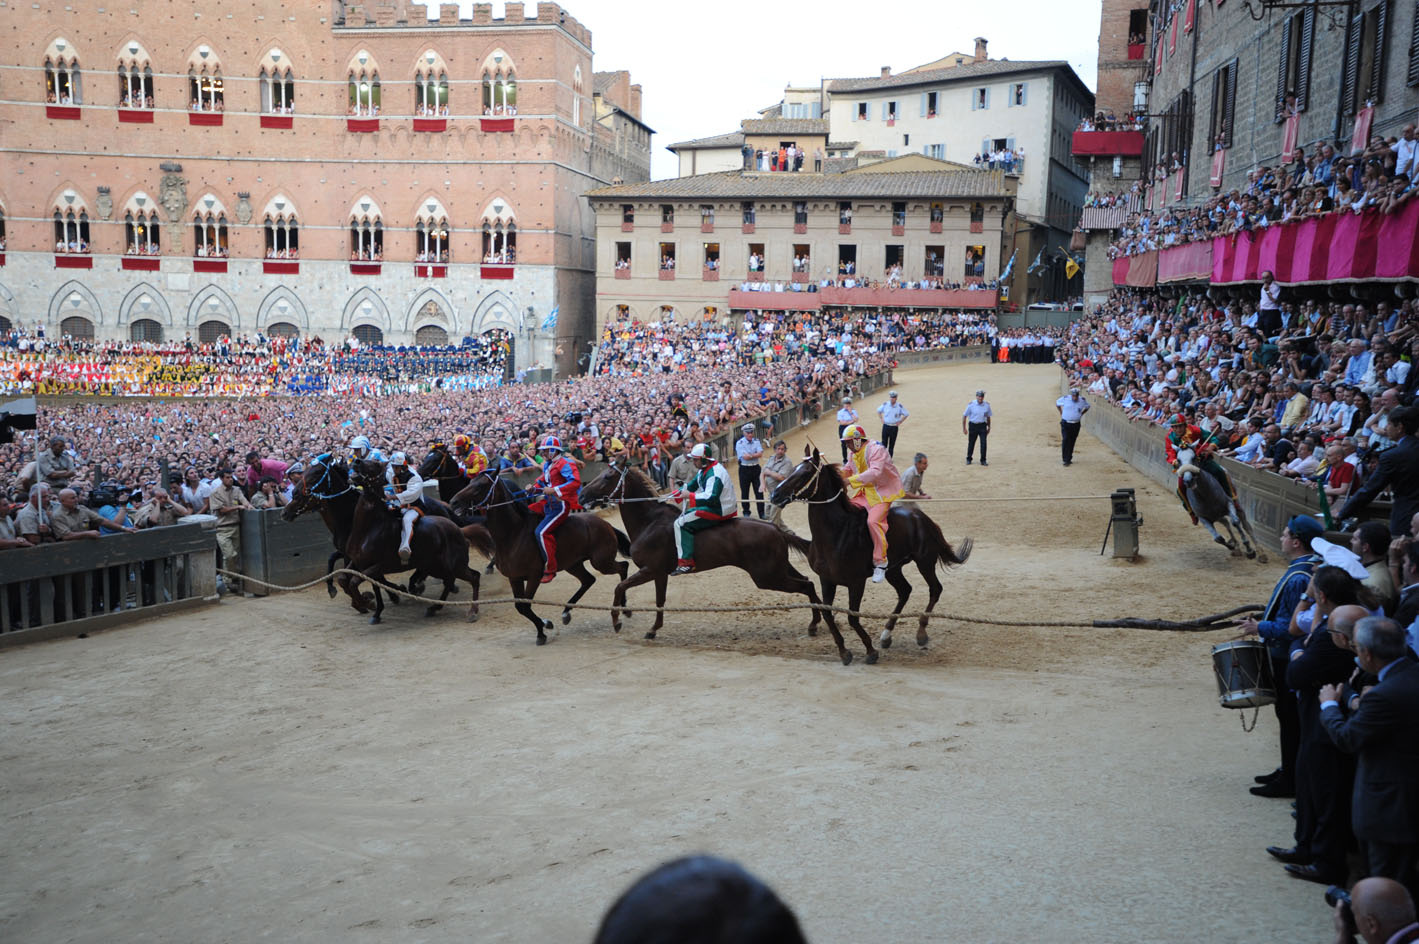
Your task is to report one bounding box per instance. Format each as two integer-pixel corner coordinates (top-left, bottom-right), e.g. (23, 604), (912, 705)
(415, 324), (448, 346)
(0, 316), (11, 334)
(267, 322), (300, 339)
(61, 316), (95, 339)
(129, 319), (163, 342)
(198, 320), (230, 344)
(352, 324), (383, 346)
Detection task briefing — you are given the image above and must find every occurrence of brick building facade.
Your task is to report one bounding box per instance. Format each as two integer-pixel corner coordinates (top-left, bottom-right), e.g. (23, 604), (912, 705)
(0, 0), (650, 375)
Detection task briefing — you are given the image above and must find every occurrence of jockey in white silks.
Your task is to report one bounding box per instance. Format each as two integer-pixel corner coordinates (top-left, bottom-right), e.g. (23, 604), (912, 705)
(384, 451), (424, 563)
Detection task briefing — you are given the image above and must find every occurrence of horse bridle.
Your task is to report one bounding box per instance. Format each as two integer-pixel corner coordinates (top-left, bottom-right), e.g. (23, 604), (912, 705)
(308, 456), (353, 500)
(785, 455), (843, 505)
(464, 467), (528, 512)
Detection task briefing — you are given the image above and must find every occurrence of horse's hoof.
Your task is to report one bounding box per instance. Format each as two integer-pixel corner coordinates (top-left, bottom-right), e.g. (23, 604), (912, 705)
(1245, 549), (1257, 559)
(840, 650), (854, 666)
(327, 586), (338, 599)
(466, 610), (479, 623)
(561, 611), (572, 626)
(542, 618), (554, 630)
(1213, 536), (1227, 545)
(643, 631), (657, 640)
(536, 635), (547, 646)
(484, 563), (496, 575)
(369, 615), (381, 625)
(917, 636), (929, 649)
(807, 626), (818, 637)
(865, 650), (879, 665)
(622, 609), (632, 618)
(424, 607), (439, 618)
(879, 633), (893, 649)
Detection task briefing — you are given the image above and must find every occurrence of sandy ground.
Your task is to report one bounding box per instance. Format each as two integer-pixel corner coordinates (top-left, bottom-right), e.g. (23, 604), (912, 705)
(0, 364), (1331, 943)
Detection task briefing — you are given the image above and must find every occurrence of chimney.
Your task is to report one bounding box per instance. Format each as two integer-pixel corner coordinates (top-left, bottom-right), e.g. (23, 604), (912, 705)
(974, 37), (988, 63)
(880, 66), (891, 79)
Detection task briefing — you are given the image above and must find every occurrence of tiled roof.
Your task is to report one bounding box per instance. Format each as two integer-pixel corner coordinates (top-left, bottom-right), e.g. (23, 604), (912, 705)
(827, 58), (1070, 93)
(592, 71), (624, 95)
(826, 141), (858, 150)
(586, 169), (1012, 201)
(740, 118), (830, 135)
(666, 130), (745, 151)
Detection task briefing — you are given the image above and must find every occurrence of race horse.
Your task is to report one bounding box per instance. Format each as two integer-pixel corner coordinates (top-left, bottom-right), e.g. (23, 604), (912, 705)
(769, 448), (973, 665)
(340, 458), (490, 624)
(281, 456), (363, 600)
(1176, 446), (1265, 561)
(450, 469), (632, 645)
(418, 446), (467, 503)
(578, 461), (828, 655)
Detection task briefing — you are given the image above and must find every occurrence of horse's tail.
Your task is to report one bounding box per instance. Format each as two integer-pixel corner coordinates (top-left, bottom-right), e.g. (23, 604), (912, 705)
(783, 532), (812, 559)
(613, 527), (633, 557)
(921, 514), (972, 569)
(460, 523), (496, 560)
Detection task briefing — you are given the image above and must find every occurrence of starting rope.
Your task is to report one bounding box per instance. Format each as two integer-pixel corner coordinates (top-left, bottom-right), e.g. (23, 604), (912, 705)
(216, 567), (1260, 631)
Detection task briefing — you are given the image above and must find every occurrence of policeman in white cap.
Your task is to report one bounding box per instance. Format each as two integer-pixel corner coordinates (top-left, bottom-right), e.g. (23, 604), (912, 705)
(876, 390), (909, 457)
(962, 389), (993, 466)
(734, 420), (766, 518)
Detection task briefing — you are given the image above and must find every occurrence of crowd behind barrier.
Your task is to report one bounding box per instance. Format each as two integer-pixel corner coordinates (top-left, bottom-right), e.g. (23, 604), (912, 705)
(1055, 288), (1417, 506)
(1077, 110), (1146, 132)
(593, 309), (998, 376)
(1110, 124), (1418, 258)
(0, 328), (512, 397)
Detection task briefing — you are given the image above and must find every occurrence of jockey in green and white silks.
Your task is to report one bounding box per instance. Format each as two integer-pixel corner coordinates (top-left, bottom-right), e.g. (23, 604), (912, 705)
(670, 443), (737, 574)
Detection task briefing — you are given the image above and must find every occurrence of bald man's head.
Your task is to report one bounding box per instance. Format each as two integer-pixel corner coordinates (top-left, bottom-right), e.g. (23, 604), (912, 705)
(1329, 604), (1370, 651)
(1352, 877), (1416, 944)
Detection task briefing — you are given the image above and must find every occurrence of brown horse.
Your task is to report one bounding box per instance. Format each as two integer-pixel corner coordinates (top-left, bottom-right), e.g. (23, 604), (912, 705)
(281, 456), (363, 599)
(578, 462), (826, 653)
(340, 458), (490, 625)
(769, 448), (972, 664)
(449, 469), (632, 645)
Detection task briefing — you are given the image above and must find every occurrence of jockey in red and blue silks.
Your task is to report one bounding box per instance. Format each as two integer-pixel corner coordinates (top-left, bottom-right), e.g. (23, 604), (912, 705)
(528, 435), (581, 583)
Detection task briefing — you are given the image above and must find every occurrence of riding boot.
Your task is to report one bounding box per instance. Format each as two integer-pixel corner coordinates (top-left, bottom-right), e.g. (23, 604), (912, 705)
(399, 512), (415, 563)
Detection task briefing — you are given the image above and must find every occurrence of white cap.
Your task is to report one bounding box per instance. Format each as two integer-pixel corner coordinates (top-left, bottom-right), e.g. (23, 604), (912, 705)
(889, 390), (898, 397)
(742, 423), (755, 432)
(1310, 538), (1369, 580)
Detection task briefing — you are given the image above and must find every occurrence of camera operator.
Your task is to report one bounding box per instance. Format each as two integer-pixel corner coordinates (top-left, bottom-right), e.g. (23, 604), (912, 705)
(133, 487), (191, 529)
(1331, 877), (1419, 944)
(0, 494), (30, 550)
(91, 483), (132, 535)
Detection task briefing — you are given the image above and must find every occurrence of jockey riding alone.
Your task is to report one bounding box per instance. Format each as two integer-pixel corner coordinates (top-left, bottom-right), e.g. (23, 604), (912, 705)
(670, 442), (737, 575)
(1165, 413), (1236, 525)
(530, 435), (581, 583)
(841, 423), (905, 583)
(454, 433), (488, 476)
(384, 451), (425, 563)
(350, 434), (385, 465)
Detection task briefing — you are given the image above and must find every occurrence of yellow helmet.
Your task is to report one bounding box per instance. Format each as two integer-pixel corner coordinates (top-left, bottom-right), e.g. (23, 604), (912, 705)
(840, 424), (867, 442)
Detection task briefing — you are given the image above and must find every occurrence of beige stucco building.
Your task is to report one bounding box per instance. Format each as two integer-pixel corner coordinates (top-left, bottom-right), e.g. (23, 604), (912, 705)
(586, 155), (1014, 341)
(0, 0), (650, 375)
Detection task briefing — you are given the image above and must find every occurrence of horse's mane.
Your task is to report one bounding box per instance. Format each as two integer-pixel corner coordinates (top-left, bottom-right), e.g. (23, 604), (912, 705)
(624, 466), (659, 495)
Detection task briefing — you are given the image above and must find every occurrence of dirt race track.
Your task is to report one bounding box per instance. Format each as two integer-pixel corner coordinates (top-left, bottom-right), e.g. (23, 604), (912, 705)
(1, 364), (1329, 943)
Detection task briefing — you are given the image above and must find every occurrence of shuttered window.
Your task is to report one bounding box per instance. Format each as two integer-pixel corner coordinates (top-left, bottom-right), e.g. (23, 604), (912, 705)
(1276, 9), (1315, 120)
(1344, 0), (1392, 112)
(1409, 0), (1419, 86)
(1211, 59), (1238, 148)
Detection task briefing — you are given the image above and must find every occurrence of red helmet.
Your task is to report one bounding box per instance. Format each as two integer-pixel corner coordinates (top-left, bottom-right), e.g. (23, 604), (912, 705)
(453, 434), (471, 451)
(541, 435), (563, 454)
(1170, 414), (1187, 427)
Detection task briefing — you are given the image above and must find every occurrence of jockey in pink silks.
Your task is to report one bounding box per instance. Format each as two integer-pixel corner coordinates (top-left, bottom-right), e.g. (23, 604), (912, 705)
(840, 424), (904, 583)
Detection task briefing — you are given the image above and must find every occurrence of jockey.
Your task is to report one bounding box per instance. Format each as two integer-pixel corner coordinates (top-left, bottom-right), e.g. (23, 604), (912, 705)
(528, 435), (581, 584)
(1166, 413), (1236, 525)
(841, 423), (905, 583)
(453, 433), (488, 477)
(349, 434), (385, 465)
(670, 443), (737, 575)
(383, 451), (424, 563)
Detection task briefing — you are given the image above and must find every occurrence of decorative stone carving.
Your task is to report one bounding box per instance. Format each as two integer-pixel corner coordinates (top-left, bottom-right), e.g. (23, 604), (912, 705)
(235, 192), (252, 225)
(159, 174), (188, 224)
(95, 187), (113, 221)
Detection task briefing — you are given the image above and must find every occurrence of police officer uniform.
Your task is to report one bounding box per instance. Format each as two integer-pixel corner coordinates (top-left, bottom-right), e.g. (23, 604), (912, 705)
(963, 390), (993, 466)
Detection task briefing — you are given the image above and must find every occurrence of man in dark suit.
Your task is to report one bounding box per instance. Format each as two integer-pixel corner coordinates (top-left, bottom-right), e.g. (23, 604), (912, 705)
(1338, 406), (1419, 537)
(1319, 616), (1419, 901)
(1395, 542), (1419, 632)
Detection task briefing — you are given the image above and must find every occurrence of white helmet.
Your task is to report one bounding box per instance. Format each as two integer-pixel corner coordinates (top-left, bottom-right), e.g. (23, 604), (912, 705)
(389, 451), (407, 466)
(689, 443), (712, 460)
(351, 435), (371, 453)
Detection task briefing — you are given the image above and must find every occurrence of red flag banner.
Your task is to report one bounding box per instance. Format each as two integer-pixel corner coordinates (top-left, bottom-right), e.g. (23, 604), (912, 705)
(1281, 113), (1300, 164)
(1174, 167), (1185, 201)
(1184, 0), (1196, 31)
(1351, 106), (1374, 155)
(1210, 148), (1226, 188)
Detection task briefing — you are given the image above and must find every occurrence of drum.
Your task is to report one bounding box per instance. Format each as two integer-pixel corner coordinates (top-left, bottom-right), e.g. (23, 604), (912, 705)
(1211, 639), (1276, 709)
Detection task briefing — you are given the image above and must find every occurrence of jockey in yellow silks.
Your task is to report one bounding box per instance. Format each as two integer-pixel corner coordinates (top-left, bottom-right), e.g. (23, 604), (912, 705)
(840, 424), (904, 583)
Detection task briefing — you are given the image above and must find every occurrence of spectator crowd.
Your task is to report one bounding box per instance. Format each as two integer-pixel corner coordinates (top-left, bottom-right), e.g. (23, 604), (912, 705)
(0, 327), (512, 397)
(1109, 124), (1419, 258)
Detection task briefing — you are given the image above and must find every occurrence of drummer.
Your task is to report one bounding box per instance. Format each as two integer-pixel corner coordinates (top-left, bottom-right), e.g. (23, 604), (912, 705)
(1235, 515), (1324, 798)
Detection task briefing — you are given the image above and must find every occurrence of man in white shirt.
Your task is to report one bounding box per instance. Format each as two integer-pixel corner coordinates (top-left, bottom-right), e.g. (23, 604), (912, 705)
(1055, 387), (1090, 466)
(962, 389), (993, 466)
(876, 391), (909, 458)
(1394, 124), (1418, 179)
(835, 397), (860, 462)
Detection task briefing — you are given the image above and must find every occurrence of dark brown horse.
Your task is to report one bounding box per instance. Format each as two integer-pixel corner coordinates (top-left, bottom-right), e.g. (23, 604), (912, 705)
(281, 456), (362, 599)
(449, 469), (632, 645)
(341, 458), (490, 624)
(418, 446), (467, 503)
(579, 462), (826, 653)
(769, 448), (972, 664)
